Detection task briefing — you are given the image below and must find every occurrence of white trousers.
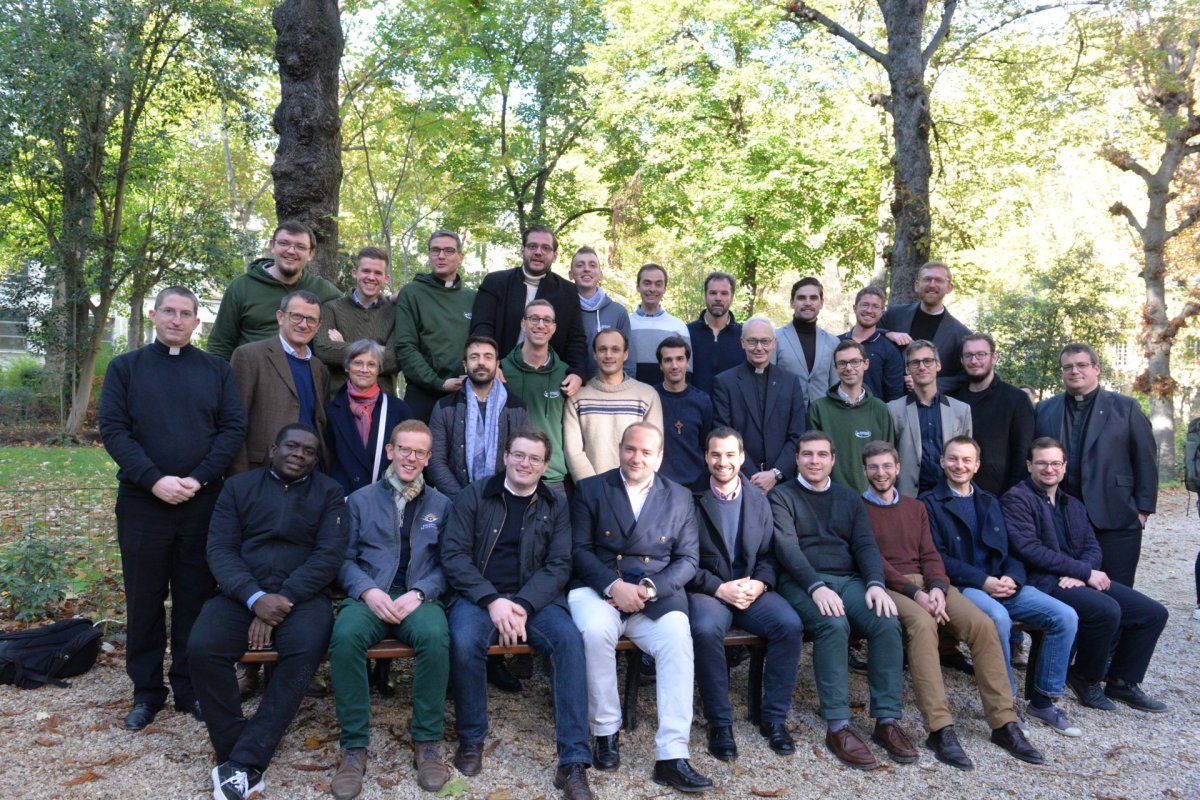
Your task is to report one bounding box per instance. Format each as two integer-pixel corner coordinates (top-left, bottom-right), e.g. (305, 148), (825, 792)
(568, 587), (694, 760)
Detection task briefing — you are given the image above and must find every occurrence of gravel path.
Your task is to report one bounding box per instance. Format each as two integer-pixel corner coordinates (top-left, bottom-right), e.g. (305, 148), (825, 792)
(2, 491), (1197, 800)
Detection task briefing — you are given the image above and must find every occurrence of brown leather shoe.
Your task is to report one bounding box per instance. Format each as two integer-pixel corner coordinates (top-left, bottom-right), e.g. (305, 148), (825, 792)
(331, 748), (368, 800)
(825, 727), (878, 770)
(413, 741), (451, 792)
(871, 721), (918, 763)
(453, 740), (485, 776)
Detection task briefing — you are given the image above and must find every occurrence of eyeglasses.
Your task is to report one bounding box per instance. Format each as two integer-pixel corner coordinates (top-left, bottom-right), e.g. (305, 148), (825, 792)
(1031, 460), (1065, 469)
(906, 357), (938, 368)
(743, 338), (774, 349)
(1061, 361), (1095, 373)
(508, 451), (545, 466)
(835, 358), (865, 369)
(428, 246), (458, 256)
(394, 446), (430, 461)
(285, 312), (320, 327)
(523, 315), (556, 326)
(524, 243), (556, 253)
(962, 352), (993, 361)
(274, 239), (310, 253)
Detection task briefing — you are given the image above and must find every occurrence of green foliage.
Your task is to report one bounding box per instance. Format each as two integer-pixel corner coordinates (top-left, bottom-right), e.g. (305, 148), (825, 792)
(0, 358), (45, 390)
(0, 522), (75, 622)
(977, 246), (1130, 396)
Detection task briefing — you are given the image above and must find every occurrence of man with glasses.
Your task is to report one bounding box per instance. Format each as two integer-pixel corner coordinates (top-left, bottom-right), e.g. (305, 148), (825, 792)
(328, 420), (454, 798)
(686, 272), (743, 395)
(805, 340), (893, 492)
(229, 290), (332, 474)
(314, 247), (400, 396)
(395, 230), (477, 422)
(887, 340), (971, 497)
(839, 286), (904, 402)
(471, 225), (587, 394)
(502, 300), (570, 494)
(879, 262), (972, 393)
(209, 220), (341, 361)
(712, 318), (807, 494)
(1033, 343), (1157, 587)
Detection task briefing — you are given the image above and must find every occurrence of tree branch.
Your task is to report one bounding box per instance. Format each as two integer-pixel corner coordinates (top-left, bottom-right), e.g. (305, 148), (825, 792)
(1109, 201), (1145, 235)
(1166, 206), (1200, 240)
(785, 2), (887, 65)
(1101, 146), (1155, 183)
(555, 207), (612, 233)
(936, 0), (1105, 66)
(923, 0), (959, 67)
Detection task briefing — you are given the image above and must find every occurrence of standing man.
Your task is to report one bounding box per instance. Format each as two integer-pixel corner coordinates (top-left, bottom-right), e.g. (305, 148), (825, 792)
(862, 442), (1043, 768)
(879, 261), (972, 393)
(1003, 437), (1168, 715)
(562, 329), (662, 482)
(99, 286), (247, 731)
(313, 247), (399, 395)
(470, 225), (587, 391)
(570, 246), (630, 380)
(394, 230), (477, 422)
(428, 336), (528, 498)
(689, 428), (803, 761)
(686, 272), (743, 395)
(570, 423), (712, 793)
(887, 340), (972, 497)
(655, 336), (713, 488)
(712, 318), (807, 494)
(441, 429), (594, 800)
(628, 263), (690, 386)
(805, 340), (893, 493)
(188, 424), (347, 800)
(840, 286), (905, 402)
(1034, 343), (1157, 587)
(208, 221), (341, 360)
(328, 420), (453, 798)
(770, 432), (916, 771)
(774, 277), (839, 404)
(229, 290), (331, 475)
(949, 333), (1035, 497)
(501, 299), (570, 493)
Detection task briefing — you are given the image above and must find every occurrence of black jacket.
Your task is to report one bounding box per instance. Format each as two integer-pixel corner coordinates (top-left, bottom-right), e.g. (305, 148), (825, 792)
(1001, 479), (1104, 595)
(427, 388), (528, 497)
(712, 362), (807, 480)
(441, 474), (573, 613)
(921, 481), (1025, 590)
(206, 467), (348, 606)
(879, 302), (972, 393)
(949, 376), (1035, 496)
(470, 267), (588, 379)
(689, 484), (777, 595)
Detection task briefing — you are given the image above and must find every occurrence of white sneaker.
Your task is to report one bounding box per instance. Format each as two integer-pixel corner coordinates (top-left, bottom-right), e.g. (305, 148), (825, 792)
(1025, 701), (1083, 737)
(1192, 605), (1200, 621)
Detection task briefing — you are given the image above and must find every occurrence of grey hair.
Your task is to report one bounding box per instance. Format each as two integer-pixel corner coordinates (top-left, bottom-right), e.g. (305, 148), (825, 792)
(343, 338), (385, 371)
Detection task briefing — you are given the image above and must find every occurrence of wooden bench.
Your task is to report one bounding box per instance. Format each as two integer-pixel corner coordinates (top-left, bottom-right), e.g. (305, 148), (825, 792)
(242, 632), (768, 732)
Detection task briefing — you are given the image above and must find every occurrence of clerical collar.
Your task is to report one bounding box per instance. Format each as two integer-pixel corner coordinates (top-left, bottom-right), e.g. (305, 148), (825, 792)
(797, 474), (831, 492)
(1069, 386), (1100, 402)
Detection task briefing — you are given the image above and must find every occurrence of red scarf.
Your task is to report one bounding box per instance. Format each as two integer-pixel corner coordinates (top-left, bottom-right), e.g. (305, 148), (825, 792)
(346, 383), (381, 446)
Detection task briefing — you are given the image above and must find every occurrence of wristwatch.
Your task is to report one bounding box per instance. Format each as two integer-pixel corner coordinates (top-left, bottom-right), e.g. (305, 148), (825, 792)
(414, 589), (426, 602)
(772, 468), (784, 483)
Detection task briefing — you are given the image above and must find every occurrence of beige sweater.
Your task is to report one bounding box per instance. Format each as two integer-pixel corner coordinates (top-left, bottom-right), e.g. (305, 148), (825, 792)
(563, 376), (663, 481)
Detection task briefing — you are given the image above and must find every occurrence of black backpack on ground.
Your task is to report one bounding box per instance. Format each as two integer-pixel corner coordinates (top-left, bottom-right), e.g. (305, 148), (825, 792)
(0, 618), (104, 689)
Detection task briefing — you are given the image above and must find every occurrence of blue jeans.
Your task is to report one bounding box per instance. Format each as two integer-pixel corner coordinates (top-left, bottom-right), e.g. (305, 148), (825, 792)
(962, 585), (1078, 699)
(448, 600), (591, 766)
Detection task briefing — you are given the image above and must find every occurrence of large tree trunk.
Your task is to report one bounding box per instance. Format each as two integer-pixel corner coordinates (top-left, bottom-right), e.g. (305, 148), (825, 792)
(271, 0), (344, 280)
(128, 290), (147, 351)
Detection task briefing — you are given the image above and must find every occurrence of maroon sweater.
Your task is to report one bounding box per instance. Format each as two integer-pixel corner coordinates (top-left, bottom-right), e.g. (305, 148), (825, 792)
(863, 495), (950, 598)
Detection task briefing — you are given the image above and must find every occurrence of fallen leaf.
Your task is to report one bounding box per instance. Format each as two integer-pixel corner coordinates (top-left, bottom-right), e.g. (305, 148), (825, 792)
(64, 771), (102, 786)
(304, 736), (322, 749)
(484, 740), (500, 756)
(41, 713), (65, 733)
(1105, 744), (1131, 759)
(376, 776), (399, 789)
(313, 779), (332, 793)
(289, 763), (330, 772)
(751, 789), (787, 798)
(486, 791), (511, 800)
(437, 777), (471, 797)
(35, 736), (58, 747)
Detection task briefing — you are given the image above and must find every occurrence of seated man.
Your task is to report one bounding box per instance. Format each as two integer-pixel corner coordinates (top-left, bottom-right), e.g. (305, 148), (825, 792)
(1002, 437), (1169, 715)
(189, 424), (347, 800)
(570, 423), (712, 793)
(861, 441), (1043, 768)
(689, 428), (803, 761)
(922, 437), (1080, 735)
(769, 431), (916, 771)
(329, 420), (453, 798)
(441, 429), (593, 800)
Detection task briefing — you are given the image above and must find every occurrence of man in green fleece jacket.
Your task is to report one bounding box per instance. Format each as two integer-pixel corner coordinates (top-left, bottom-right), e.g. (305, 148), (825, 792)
(395, 230), (477, 422)
(805, 340), (894, 493)
(501, 299), (569, 491)
(207, 221), (342, 361)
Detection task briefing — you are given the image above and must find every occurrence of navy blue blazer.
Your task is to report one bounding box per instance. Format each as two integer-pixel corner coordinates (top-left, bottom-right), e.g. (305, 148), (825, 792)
(1034, 389), (1157, 531)
(324, 387), (413, 495)
(711, 362), (806, 480)
(689, 483), (777, 595)
(571, 469), (699, 620)
(1001, 478), (1104, 595)
(921, 481), (1026, 590)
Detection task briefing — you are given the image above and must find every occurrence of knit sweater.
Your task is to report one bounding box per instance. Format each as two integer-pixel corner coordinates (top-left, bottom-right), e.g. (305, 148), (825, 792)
(805, 383), (894, 493)
(862, 495), (950, 598)
(394, 272), (477, 394)
(655, 383), (713, 487)
(311, 290), (399, 395)
(628, 308), (690, 385)
(949, 376), (1035, 496)
(562, 376), (663, 480)
(686, 312), (743, 395)
(501, 344), (569, 483)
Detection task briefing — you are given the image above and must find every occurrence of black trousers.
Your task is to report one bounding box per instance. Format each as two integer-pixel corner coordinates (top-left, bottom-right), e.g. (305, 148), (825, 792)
(116, 490), (218, 708)
(1094, 525), (1143, 587)
(189, 593), (332, 770)
(1051, 581), (1167, 685)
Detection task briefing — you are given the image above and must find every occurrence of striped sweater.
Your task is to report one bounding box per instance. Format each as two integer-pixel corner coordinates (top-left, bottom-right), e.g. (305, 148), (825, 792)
(563, 376), (664, 481)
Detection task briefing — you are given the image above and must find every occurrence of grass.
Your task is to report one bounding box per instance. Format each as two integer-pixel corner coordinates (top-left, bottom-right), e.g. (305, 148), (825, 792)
(0, 445), (118, 489)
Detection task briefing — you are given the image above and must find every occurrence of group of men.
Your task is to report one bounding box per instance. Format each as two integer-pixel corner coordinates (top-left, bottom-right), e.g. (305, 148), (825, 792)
(97, 221), (1169, 800)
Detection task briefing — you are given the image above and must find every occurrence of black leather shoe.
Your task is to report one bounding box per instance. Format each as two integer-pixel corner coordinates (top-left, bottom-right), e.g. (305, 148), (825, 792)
(175, 699), (203, 722)
(1105, 679), (1168, 713)
(592, 734), (620, 771)
(990, 722), (1045, 765)
(453, 741), (484, 776)
(925, 725), (973, 771)
(939, 651), (975, 676)
(652, 759), (713, 793)
(1067, 671), (1117, 711)
(553, 762), (593, 800)
(758, 722), (795, 755)
(487, 655), (523, 693)
(123, 703), (161, 731)
(706, 726), (737, 761)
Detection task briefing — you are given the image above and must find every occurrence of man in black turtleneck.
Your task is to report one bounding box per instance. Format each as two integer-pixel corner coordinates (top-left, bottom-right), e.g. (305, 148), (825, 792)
(774, 277), (839, 404)
(880, 262), (972, 393)
(1033, 343), (1157, 587)
(99, 286), (247, 732)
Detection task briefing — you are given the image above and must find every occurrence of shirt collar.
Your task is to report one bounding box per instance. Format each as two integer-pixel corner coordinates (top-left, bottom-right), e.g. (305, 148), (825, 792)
(863, 487), (900, 506)
(797, 474), (831, 492)
(279, 334), (311, 360)
(620, 472), (654, 496)
(503, 477), (537, 498)
(635, 306), (665, 318)
(947, 483), (974, 498)
(710, 477), (742, 501)
(352, 289), (380, 308)
(837, 384), (867, 405)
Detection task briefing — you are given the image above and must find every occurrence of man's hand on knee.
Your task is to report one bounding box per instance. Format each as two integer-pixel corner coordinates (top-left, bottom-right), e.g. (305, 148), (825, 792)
(253, 593), (293, 626)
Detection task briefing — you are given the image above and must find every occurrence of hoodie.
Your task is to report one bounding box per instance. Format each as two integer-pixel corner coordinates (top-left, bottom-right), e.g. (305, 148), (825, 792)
(207, 257), (342, 361)
(501, 344), (569, 483)
(804, 382), (894, 493)
(394, 272), (477, 394)
(578, 292), (631, 379)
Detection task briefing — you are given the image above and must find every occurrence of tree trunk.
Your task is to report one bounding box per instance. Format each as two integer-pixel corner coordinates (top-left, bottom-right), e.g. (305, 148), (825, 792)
(128, 290), (146, 350)
(1139, 176), (1179, 479)
(271, 0), (344, 280)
